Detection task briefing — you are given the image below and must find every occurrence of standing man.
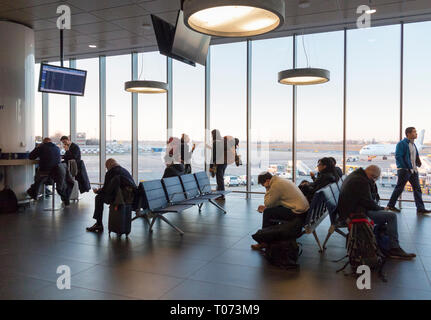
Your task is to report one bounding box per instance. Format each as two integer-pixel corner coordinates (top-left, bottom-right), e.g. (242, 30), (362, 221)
(386, 127), (431, 214)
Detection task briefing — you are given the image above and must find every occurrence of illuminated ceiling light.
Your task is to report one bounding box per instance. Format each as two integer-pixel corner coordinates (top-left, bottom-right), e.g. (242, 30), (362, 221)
(124, 80), (168, 94)
(183, 0), (285, 37)
(365, 8), (377, 14)
(88, 44), (97, 48)
(278, 68), (330, 85)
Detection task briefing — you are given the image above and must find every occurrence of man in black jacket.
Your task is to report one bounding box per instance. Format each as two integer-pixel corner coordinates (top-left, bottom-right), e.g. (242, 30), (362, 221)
(60, 136), (91, 193)
(60, 136), (81, 163)
(338, 165), (415, 259)
(86, 158), (136, 232)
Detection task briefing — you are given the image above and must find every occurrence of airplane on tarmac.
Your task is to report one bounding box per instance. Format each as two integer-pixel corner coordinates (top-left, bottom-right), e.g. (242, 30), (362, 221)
(359, 129), (425, 160)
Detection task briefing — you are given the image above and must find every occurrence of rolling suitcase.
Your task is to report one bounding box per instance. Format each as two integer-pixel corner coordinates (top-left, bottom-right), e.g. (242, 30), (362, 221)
(108, 204), (132, 237)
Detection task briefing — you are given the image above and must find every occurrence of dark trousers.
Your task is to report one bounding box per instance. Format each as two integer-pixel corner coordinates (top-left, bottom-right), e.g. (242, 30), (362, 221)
(367, 210), (399, 249)
(93, 193), (108, 224)
(262, 206), (301, 229)
(388, 169), (425, 210)
(216, 164), (227, 191)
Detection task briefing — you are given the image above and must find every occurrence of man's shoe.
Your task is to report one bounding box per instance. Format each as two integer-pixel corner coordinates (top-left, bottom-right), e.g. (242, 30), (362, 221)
(251, 243), (267, 251)
(417, 208), (431, 215)
(385, 206), (401, 213)
(386, 247), (416, 260)
(86, 223), (104, 233)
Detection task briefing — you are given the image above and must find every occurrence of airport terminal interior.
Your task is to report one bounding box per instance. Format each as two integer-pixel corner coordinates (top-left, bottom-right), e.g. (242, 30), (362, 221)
(1, 0), (431, 300)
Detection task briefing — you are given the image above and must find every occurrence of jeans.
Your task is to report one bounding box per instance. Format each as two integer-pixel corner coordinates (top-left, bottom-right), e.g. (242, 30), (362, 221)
(262, 205), (303, 229)
(216, 164), (227, 191)
(367, 210), (399, 249)
(388, 169), (424, 210)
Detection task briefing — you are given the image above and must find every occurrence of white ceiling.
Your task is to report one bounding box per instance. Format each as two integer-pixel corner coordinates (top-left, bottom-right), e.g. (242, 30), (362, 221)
(0, 0), (430, 62)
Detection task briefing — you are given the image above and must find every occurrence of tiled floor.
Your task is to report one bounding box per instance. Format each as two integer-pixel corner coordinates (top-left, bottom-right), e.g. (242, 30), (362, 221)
(1, 193), (431, 300)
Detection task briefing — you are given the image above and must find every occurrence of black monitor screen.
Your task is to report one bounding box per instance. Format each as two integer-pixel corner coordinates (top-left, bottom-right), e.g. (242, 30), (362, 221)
(38, 64), (87, 96)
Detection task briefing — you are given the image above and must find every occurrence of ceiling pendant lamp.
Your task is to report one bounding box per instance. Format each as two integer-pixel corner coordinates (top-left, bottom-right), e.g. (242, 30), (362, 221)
(278, 34), (330, 86)
(182, 0), (285, 37)
(278, 68), (330, 85)
(124, 80), (168, 93)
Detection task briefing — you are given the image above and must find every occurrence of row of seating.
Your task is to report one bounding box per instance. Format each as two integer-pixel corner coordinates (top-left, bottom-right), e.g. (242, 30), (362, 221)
(134, 172), (231, 235)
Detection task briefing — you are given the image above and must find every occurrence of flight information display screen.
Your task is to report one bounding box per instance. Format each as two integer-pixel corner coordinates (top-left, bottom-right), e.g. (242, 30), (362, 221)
(38, 64), (87, 96)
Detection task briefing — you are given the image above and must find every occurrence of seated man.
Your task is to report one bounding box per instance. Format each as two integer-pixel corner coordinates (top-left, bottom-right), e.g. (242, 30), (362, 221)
(251, 172), (310, 250)
(302, 157), (339, 202)
(27, 137), (72, 205)
(338, 165), (415, 259)
(60, 135), (81, 163)
(86, 158), (136, 233)
(60, 135), (91, 194)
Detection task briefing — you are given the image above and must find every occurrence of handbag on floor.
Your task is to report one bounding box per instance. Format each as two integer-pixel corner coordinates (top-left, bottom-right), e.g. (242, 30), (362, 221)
(264, 239), (302, 269)
(0, 187), (18, 214)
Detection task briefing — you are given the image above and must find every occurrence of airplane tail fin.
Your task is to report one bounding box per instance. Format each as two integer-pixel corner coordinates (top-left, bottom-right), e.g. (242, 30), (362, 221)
(417, 129), (425, 150)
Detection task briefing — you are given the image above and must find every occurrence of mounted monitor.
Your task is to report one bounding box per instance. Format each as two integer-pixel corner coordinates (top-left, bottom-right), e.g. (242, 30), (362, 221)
(151, 10), (211, 67)
(38, 63), (87, 96)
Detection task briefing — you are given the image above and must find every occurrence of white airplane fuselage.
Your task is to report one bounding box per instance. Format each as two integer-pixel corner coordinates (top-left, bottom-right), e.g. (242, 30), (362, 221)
(359, 130), (425, 158)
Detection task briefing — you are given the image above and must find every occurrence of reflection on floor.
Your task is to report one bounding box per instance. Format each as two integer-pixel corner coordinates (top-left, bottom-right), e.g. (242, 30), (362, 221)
(0, 193), (431, 300)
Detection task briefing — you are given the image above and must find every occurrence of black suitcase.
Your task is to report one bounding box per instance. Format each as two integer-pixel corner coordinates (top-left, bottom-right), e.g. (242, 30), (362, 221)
(108, 204), (132, 237)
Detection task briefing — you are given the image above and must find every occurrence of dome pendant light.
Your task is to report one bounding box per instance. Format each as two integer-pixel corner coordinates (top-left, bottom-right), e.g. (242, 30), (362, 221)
(124, 80), (168, 93)
(278, 34), (330, 86)
(183, 0), (285, 37)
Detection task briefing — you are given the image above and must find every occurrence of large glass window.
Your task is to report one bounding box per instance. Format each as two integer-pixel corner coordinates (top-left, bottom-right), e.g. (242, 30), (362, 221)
(347, 25), (400, 202)
(251, 37), (293, 193)
(106, 54), (132, 173)
(403, 21), (431, 207)
(137, 52), (167, 181)
(172, 60), (205, 174)
(48, 61), (70, 143)
(297, 31), (344, 184)
(34, 63), (42, 144)
(210, 42), (247, 191)
(76, 58), (99, 183)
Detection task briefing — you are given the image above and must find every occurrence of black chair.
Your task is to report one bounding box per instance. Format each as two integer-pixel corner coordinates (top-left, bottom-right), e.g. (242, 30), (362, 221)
(141, 179), (193, 235)
(180, 174), (227, 214)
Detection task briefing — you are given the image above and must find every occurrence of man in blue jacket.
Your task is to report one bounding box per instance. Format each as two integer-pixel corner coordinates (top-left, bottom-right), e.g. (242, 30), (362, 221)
(386, 127), (431, 214)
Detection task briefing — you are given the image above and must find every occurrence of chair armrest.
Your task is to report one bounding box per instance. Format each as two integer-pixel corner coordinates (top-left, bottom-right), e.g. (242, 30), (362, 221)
(168, 191), (189, 203)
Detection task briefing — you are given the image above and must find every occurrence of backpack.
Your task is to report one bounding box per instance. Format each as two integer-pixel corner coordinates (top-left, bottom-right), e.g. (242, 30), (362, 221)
(264, 239), (301, 269)
(336, 213), (386, 281)
(0, 188), (18, 214)
(223, 136), (236, 165)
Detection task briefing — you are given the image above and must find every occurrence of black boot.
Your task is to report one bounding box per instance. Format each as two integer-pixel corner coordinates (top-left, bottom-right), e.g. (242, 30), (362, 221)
(86, 223), (104, 233)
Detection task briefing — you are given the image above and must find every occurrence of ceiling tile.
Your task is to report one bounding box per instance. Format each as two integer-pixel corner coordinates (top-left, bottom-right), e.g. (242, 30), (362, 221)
(33, 19), (57, 30)
(91, 4), (148, 20)
(96, 30), (136, 41)
(72, 21), (123, 34)
(65, 0), (137, 12)
(111, 15), (152, 35)
(137, 0), (179, 14)
(20, 3), (83, 20)
(6, 0), (61, 10)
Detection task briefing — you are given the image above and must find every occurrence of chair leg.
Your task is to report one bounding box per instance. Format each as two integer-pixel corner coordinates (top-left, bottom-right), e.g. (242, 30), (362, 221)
(312, 230), (324, 253)
(335, 228), (347, 238)
(198, 203), (203, 213)
(158, 215), (184, 235)
(148, 216), (157, 232)
(322, 225), (335, 250)
(208, 199), (226, 214)
(43, 183), (61, 211)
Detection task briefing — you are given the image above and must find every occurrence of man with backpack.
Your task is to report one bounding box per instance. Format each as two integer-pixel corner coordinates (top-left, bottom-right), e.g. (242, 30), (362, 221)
(338, 165), (415, 260)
